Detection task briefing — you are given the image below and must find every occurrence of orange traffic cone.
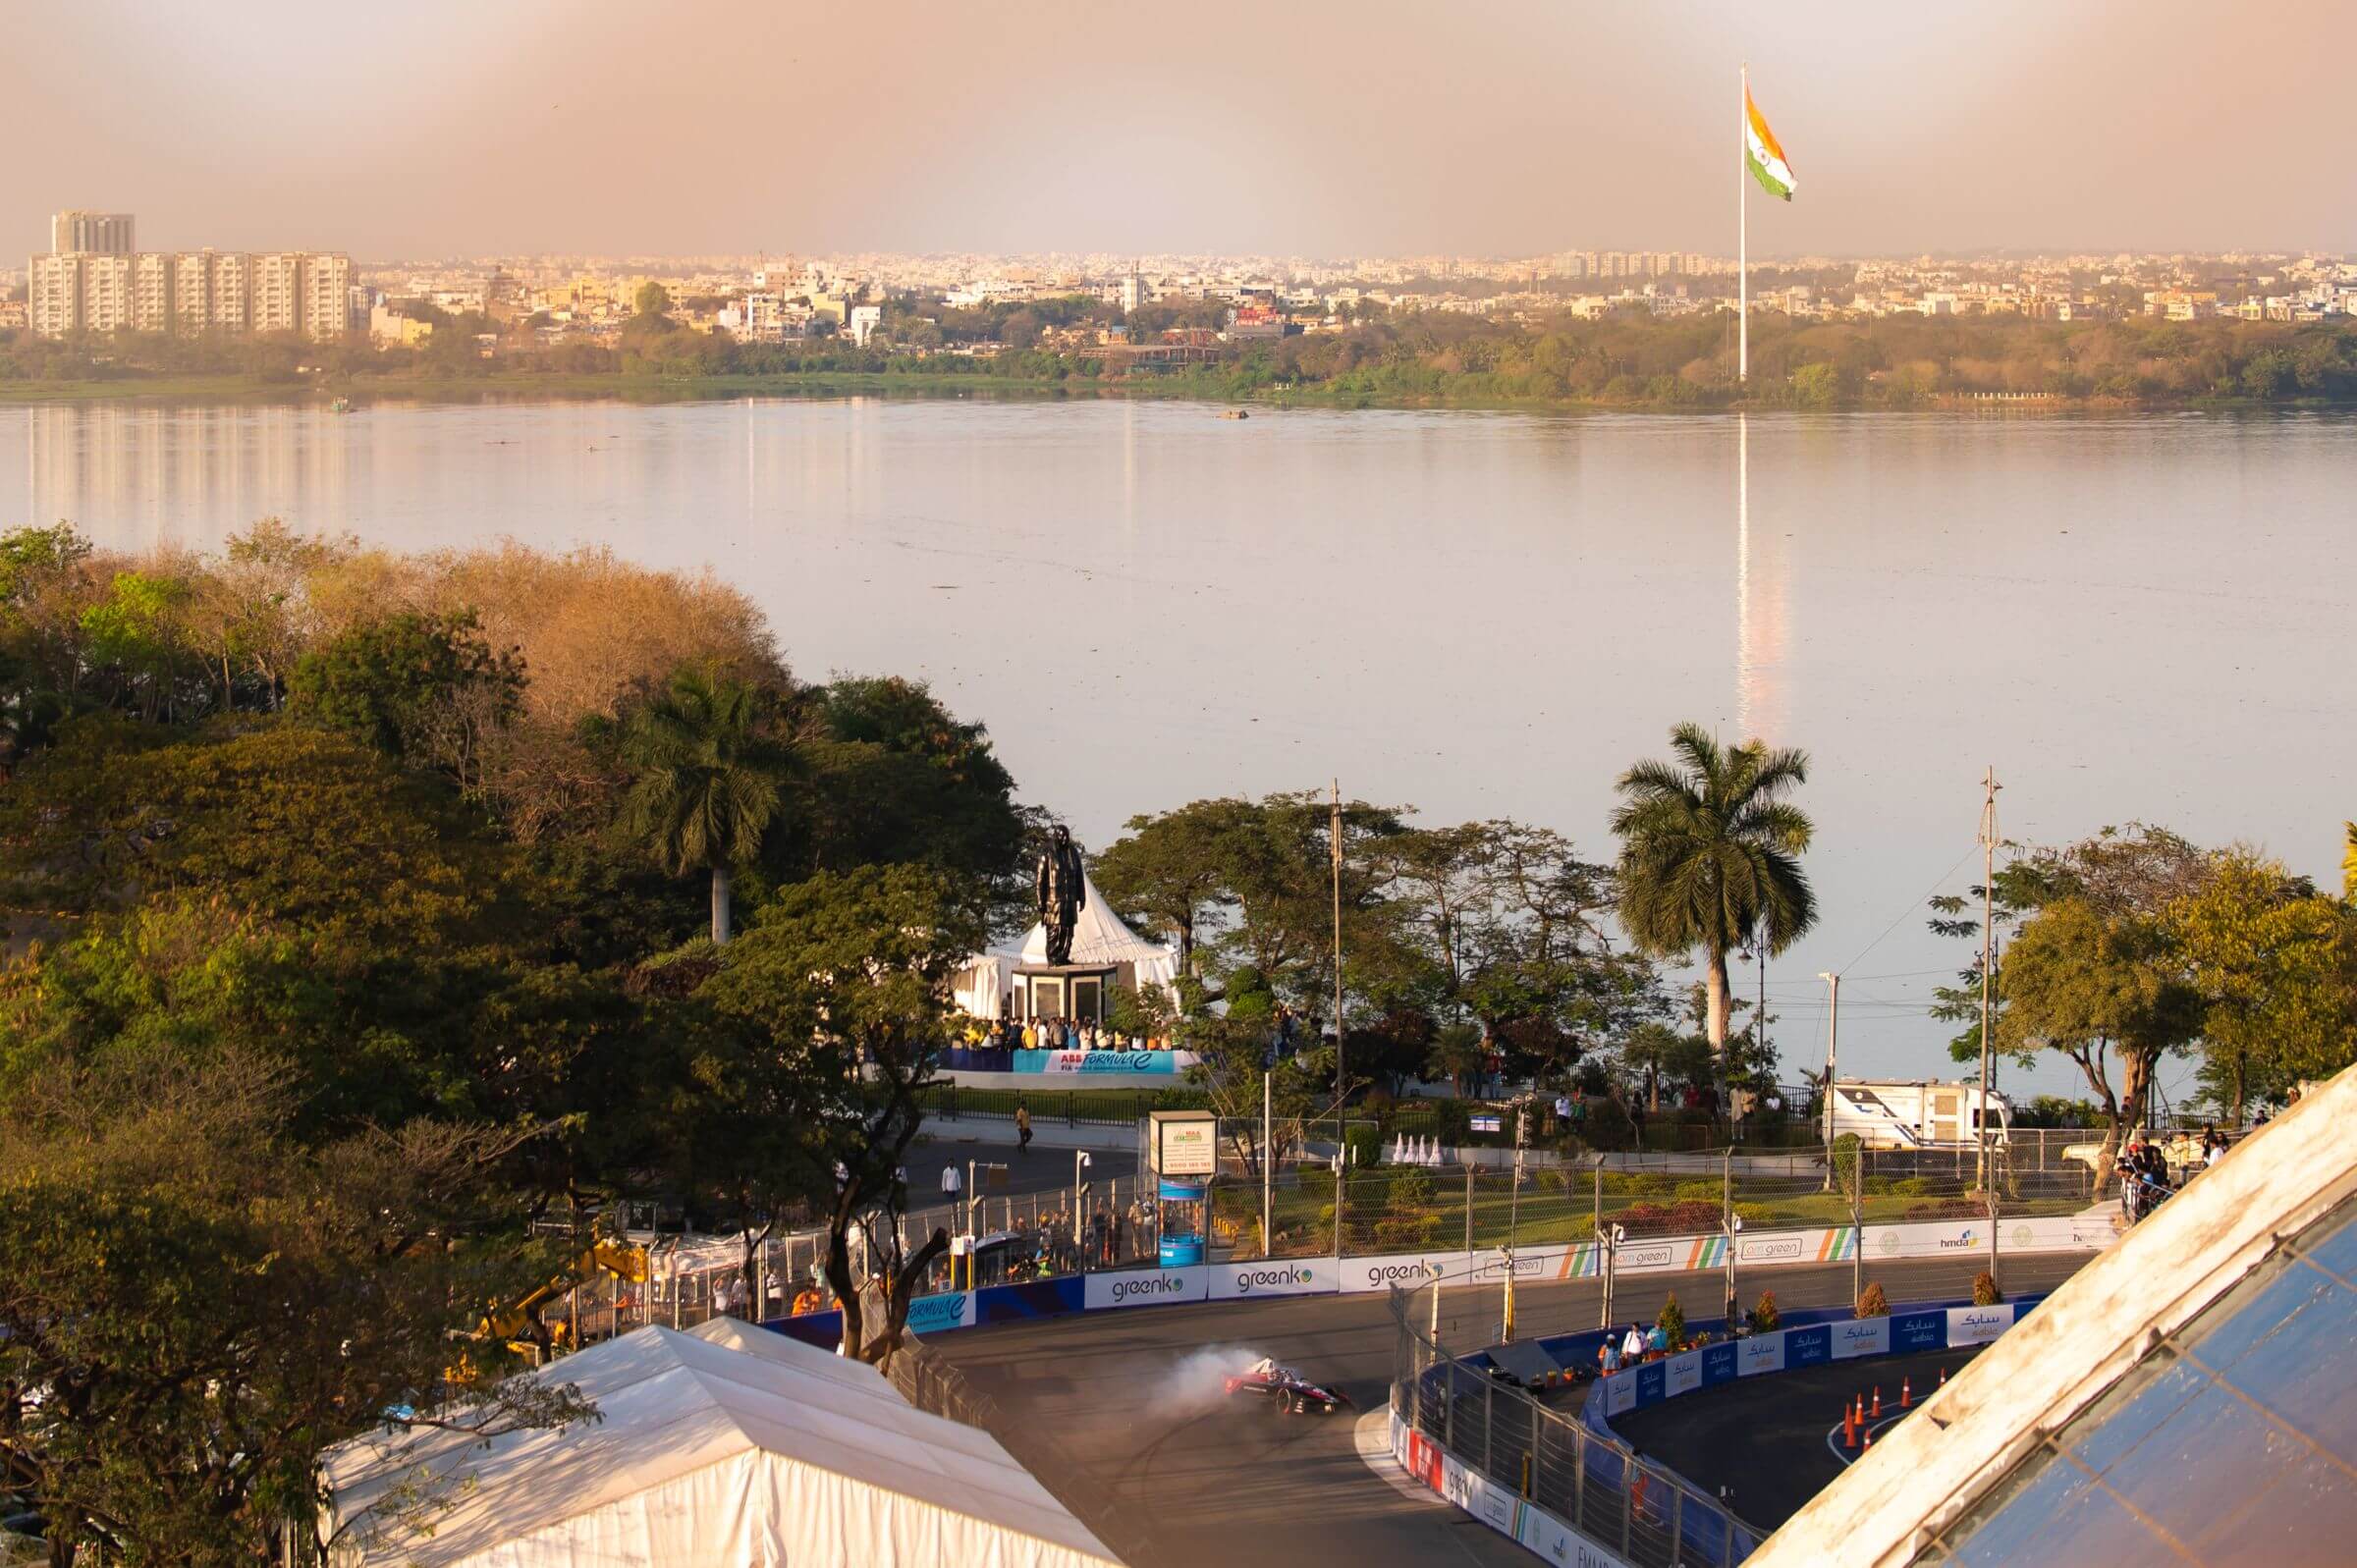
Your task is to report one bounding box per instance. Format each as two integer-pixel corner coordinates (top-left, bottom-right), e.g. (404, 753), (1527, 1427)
(1901, 1377), (1912, 1408)
(1872, 1386), (1883, 1420)
(1940, 1367), (1948, 1388)
(1863, 1427), (1874, 1449)
(1844, 1405), (1858, 1449)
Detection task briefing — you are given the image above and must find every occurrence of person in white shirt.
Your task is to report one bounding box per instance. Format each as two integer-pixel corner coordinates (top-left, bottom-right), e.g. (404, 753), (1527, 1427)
(942, 1163), (962, 1198)
(1621, 1324), (1649, 1364)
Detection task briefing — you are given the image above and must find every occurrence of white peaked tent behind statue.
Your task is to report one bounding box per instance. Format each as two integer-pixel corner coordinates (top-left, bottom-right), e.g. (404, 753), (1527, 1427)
(952, 868), (1179, 1020)
(322, 1318), (1124, 1568)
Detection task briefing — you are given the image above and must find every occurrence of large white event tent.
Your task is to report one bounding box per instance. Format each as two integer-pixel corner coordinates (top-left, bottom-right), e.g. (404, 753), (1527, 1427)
(323, 1318), (1124, 1568)
(952, 868), (1179, 1021)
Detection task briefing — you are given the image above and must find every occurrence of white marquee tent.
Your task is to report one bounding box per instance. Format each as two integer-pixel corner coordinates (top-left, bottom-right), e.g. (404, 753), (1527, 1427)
(323, 1319), (1124, 1568)
(952, 869), (1179, 1021)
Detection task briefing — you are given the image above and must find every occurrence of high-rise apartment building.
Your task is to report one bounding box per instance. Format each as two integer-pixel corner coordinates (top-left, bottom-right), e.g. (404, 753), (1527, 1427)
(171, 251), (214, 332)
(249, 253), (302, 334)
(27, 212), (352, 340)
(27, 254), (83, 336)
(129, 252), (174, 332)
(300, 253), (353, 339)
(206, 251), (250, 334)
(51, 209), (135, 256)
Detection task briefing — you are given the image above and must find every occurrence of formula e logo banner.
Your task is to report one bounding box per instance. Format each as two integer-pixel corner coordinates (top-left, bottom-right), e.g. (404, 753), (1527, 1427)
(1737, 1330), (1786, 1377)
(1832, 1318), (1891, 1360)
(1014, 1049), (1182, 1075)
(1210, 1259), (1339, 1300)
(904, 1291), (975, 1334)
(1946, 1304), (2015, 1346)
(1084, 1267), (1208, 1310)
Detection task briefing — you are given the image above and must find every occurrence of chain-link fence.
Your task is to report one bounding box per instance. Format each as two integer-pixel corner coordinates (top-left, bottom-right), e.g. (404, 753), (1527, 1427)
(1390, 1278), (1765, 1567)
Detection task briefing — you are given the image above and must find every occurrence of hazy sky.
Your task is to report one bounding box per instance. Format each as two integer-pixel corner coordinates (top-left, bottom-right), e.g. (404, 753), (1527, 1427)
(9, 0), (2349, 260)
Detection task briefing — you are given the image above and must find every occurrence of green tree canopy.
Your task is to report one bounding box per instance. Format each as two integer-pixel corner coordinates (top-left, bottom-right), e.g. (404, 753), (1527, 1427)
(1612, 724), (1816, 1067)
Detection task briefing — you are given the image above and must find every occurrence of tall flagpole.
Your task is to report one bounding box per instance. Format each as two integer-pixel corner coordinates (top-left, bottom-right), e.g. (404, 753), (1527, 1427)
(1738, 63), (1749, 383)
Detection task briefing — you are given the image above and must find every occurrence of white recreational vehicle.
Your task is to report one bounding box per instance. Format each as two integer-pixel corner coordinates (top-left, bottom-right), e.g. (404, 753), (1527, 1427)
(1827, 1079), (2012, 1151)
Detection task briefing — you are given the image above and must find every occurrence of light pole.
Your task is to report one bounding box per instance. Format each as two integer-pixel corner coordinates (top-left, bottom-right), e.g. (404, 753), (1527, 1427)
(1819, 971), (1841, 1190)
(1073, 1151), (1092, 1264)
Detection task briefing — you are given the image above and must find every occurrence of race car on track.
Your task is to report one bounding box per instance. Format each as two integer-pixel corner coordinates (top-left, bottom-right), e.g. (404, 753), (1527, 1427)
(1224, 1357), (1353, 1415)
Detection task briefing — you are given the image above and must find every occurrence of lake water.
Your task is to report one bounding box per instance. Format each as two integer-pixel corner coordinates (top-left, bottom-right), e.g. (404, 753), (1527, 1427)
(8, 396), (2354, 1094)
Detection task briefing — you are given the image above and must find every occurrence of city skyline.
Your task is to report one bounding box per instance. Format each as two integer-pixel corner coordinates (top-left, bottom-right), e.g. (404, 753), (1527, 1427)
(10, 0), (2353, 260)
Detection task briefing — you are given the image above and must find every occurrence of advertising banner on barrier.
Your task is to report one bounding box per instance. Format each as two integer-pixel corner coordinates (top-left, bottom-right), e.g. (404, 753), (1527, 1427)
(1083, 1267), (1208, 1310)
(1208, 1258), (1340, 1300)
(1343, 1253), (1454, 1293)
(1785, 1325), (1832, 1368)
(1664, 1349), (1702, 1397)
(1946, 1304), (2014, 1346)
(1867, 1219), (1992, 1260)
(904, 1290), (976, 1334)
(1442, 1455), (1516, 1537)
(1832, 1318), (1891, 1360)
(1893, 1311), (1945, 1353)
(1401, 1423), (1445, 1491)
(1516, 1500), (1634, 1568)
(1014, 1049), (1182, 1075)
(1701, 1341), (1738, 1387)
(1604, 1370), (1637, 1418)
(1738, 1329), (1786, 1377)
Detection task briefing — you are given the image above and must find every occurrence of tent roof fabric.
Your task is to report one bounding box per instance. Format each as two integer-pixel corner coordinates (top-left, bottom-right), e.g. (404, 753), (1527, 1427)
(324, 1325), (1122, 1568)
(1015, 871), (1173, 970)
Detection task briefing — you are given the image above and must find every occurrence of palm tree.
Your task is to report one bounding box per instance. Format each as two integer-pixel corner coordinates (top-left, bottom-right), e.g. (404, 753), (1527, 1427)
(621, 666), (785, 945)
(1612, 723), (1817, 1067)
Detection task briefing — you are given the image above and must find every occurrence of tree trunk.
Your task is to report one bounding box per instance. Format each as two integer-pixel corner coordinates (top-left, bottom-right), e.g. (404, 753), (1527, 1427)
(1705, 946), (1730, 1061)
(2118, 1048), (2155, 1143)
(711, 863), (732, 946)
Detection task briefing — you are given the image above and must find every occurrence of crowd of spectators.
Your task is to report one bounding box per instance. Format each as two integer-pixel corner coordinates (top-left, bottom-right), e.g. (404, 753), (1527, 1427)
(962, 1015), (1178, 1053)
(2118, 1124), (2231, 1222)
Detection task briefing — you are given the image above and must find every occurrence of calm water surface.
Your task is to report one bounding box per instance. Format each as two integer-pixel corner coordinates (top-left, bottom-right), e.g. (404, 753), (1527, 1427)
(8, 397), (2353, 1089)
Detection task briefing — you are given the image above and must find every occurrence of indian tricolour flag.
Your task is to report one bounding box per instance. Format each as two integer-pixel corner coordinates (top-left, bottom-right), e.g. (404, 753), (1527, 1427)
(1744, 86), (1795, 201)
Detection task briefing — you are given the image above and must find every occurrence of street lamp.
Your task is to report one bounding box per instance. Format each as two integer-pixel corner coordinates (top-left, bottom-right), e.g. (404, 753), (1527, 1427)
(1072, 1151), (1092, 1262)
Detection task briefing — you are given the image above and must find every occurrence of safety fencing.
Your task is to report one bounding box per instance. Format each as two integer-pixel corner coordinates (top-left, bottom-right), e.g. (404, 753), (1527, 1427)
(1385, 1283), (2048, 1568)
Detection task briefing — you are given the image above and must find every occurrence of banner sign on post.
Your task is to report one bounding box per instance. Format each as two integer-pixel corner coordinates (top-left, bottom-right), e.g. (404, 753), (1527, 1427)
(1082, 1268), (1208, 1310)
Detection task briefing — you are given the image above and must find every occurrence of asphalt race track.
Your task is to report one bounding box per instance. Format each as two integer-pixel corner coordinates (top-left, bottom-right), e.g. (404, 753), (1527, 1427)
(1612, 1344), (1987, 1530)
(933, 1253), (2090, 1568)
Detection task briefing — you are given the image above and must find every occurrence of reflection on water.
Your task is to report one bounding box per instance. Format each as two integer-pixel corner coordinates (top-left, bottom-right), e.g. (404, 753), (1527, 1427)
(6, 397), (2355, 1081)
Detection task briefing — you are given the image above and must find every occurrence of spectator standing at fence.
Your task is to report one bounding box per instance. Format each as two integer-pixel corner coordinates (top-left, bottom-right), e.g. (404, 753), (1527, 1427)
(1600, 1335), (1622, 1375)
(943, 1162), (962, 1202)
(1622, 1322), (1648, 1365)
(1015, 1102), (1033, 1155)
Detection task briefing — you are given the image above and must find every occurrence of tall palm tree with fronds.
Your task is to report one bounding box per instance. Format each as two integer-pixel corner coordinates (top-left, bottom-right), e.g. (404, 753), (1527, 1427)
(621, 666), (785, 945)
(1612, 723), (1818, 1067)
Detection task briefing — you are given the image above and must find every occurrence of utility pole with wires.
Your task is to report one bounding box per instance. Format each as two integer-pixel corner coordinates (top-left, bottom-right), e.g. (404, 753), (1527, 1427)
(1976, 766), (2002, 1193)
(1330, 780), (1344, 1106)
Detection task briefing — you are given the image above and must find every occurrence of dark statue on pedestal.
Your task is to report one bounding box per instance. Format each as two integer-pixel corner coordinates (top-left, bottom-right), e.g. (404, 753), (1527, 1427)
(1035, 825), (1086, 966)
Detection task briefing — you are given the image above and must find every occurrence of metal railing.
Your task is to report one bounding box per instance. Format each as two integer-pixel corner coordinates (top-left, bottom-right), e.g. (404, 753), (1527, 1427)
(1389, 1280), (1767, 1567)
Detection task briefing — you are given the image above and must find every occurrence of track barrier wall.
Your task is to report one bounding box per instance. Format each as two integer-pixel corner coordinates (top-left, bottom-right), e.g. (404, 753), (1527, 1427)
(760, 1212), (2104, 1347)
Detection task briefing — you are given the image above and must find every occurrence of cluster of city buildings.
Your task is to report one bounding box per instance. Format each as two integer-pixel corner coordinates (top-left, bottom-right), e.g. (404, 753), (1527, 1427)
(12, 212), (2356, 351)
(25, 210), (354, 341)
